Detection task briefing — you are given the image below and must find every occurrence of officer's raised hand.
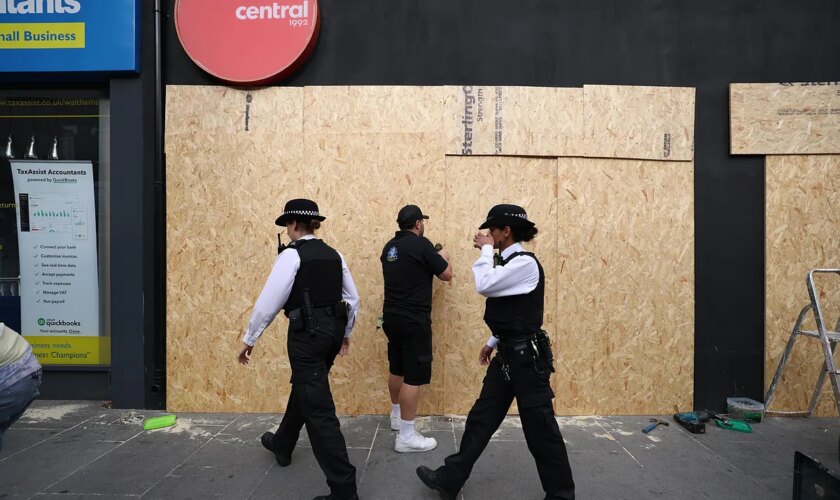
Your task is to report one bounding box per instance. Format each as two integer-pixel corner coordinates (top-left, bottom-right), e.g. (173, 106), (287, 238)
(473, 232), (494, 250)
(237, 343), (253, 365)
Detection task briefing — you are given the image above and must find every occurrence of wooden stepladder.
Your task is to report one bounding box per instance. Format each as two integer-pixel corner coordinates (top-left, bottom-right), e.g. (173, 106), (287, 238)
(765, 269), (840, 416)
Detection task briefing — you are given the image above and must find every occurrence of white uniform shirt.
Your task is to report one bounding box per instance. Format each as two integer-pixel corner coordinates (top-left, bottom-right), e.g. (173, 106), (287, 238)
(472, 243), (539, 349)
(242, 235), (360, 347)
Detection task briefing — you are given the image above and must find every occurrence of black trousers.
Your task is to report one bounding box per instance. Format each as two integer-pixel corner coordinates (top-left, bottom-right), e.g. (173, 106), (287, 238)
(438, 352), (575, 499)
(270, 314), (356, 499)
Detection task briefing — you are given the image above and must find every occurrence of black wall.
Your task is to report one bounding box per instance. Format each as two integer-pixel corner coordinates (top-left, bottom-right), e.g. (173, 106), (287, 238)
(110, 0), (163, 409)
(162, 0), (840, 411)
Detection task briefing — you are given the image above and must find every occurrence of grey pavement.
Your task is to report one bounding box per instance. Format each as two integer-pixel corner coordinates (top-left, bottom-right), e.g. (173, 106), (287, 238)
(1, 400), (839, 499)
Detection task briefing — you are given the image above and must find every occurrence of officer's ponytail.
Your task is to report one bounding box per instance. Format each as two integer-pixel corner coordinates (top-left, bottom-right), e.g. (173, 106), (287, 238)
(298, 219), (321, 233)
(511, 225), (538, 243)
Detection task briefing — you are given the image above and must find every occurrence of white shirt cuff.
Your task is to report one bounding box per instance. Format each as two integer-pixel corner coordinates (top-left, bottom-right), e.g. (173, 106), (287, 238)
(486, 335), (498, 349)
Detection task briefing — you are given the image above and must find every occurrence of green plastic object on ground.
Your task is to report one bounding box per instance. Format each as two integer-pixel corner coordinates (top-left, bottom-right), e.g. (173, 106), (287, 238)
(143, 414), (177, 431)
(714, 417), (752, 433)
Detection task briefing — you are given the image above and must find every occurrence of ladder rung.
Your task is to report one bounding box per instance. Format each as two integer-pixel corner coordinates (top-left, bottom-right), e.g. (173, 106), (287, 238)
(797, 330), (840, 341)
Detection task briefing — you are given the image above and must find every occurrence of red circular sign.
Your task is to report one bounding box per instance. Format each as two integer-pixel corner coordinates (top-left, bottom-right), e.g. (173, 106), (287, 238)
(175, 0), (320, 85)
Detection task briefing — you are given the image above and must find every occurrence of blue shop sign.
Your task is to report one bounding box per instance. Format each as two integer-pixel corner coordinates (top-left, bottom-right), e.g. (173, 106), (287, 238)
(0, 0), (139, 73)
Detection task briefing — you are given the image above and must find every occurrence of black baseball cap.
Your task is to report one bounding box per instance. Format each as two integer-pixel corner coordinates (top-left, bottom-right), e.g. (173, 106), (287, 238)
(397, 204), (429, 226)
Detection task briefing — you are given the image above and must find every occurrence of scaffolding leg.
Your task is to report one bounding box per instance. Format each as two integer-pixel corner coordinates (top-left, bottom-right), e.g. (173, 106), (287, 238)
(807, 341), (836, 416)
(765, 304), (813, 411)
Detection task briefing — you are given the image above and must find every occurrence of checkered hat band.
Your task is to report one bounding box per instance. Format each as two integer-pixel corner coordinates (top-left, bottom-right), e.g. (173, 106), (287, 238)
(488, 213), (528, 220)
(284, 210), (321, 217)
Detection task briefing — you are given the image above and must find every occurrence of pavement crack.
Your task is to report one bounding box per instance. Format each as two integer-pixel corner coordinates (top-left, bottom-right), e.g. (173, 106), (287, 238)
(357, 417), (381, 489)
(596, 421), (643, 469)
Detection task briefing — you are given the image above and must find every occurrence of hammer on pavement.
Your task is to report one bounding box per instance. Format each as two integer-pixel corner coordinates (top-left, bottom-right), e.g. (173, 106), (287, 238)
(642, 418), (670, 434)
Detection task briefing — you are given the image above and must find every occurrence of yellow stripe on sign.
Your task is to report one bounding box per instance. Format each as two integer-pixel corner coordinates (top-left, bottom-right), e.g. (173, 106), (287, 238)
(25, 336), (111, 365)
(0, 23), (85, 49)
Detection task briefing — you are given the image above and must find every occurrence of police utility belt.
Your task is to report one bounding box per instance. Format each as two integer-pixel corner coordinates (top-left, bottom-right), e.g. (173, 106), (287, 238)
(288, 297), (349, 336)
(494, 330), (555, 381)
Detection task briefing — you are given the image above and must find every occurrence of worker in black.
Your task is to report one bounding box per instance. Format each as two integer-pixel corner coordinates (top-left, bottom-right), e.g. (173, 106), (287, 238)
(237, 199), (360, 500)
(416, 204), (575, 500)
(381, 205), (452, 453)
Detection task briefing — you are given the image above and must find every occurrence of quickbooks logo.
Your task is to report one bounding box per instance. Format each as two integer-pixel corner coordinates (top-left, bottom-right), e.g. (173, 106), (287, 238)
(38, 318), (81, 327)
(0, 0), (81, 14)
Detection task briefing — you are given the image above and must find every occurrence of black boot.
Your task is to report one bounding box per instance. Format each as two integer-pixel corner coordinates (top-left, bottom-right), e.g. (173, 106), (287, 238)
(416, 466), (457, 500)
(260, 432), (291, 467)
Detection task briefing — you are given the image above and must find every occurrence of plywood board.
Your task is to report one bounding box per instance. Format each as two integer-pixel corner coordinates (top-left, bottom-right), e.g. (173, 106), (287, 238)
(166, 85), (305, 413)
(167, 85), (449, 415)
(443, 86), (584, 156)
(583, 85), (695, 161)
(765, 155), (840, 417)
(302, 86), (447, 415)
(304, 85), (443, 134)
(731, 83), (840, 155)
(554, 157), (694, 415)
(304, 134), (448, 416)
(442, 156), (558, 415)
(167, 84), (698, 416)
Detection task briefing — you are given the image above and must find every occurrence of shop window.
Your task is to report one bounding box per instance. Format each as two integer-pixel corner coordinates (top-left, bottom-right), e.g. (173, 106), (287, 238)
(0, 91), (110, 367)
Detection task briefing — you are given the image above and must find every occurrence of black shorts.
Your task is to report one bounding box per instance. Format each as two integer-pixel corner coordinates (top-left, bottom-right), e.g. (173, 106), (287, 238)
(382, 312), (433, 386)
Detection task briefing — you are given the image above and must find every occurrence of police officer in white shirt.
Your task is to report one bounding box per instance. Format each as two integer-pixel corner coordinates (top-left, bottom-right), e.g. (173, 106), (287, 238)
(416, 204), (575, 500)
(237, 198), (360, 500)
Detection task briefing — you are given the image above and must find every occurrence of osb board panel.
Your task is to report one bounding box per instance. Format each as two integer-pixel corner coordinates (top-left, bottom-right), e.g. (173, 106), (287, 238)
(442, 157), (558, 415)
(166, 85), (305, 413)
(303, 133), (447, 416)
(443, 86), (583, 156)
(167, 85), (698, 416)
(302, 86), (447, 415)
(554, 157), (694, 415)
(166, 85), (302, 143)
(583, 85), (695, 162)
(731, 83), (840, 155)
(304, 85), (444, 134)
(766, 155), (840, 417)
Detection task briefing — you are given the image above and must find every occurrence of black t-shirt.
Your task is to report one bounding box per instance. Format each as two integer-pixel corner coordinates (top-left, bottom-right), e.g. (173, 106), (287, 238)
(381, 231), (448, 317)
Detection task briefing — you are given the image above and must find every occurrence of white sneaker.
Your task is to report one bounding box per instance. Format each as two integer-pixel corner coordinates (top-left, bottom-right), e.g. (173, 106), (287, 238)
(395, 432), (438, 453)
(390, 415), (400, 431)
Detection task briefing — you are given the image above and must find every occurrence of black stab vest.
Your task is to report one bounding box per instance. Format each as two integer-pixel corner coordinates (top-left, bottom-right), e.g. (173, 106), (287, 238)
(483, 251), (545, 337)
(284, 238), (343, 315)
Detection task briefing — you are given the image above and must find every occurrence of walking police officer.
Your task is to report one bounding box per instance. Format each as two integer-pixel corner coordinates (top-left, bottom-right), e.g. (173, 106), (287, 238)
(237, 198), (360, 500)
(416, 204), (575, 500)
(380, 205), (452, 453)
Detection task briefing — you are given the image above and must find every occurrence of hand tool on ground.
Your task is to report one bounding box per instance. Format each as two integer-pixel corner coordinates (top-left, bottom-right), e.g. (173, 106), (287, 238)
(642, 418), (670, 434)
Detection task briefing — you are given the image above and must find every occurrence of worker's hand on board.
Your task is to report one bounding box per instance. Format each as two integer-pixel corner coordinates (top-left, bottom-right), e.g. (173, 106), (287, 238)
(238, 343), (253, 365)
(437, 247), (451, 261)
(479, 345), (494, 365)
